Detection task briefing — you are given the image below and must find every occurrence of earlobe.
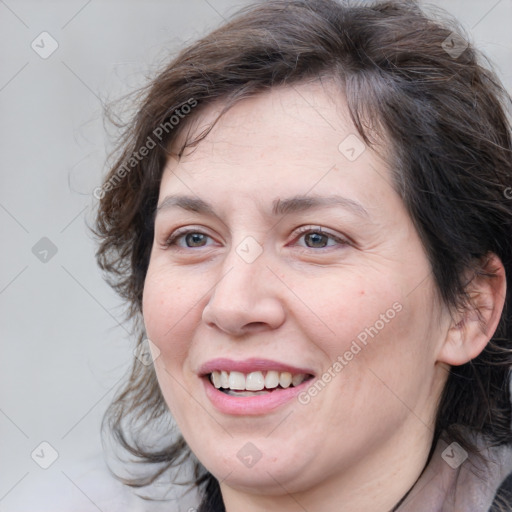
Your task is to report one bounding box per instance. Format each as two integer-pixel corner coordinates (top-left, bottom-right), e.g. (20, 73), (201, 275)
(438, 253), (507, 366)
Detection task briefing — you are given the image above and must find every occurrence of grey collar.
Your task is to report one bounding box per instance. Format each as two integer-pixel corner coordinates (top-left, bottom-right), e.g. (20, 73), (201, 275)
(396, 435), (512, 512)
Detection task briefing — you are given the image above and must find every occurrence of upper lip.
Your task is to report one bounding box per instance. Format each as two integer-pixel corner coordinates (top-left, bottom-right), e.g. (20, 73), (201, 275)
(198, 358), (315, 376)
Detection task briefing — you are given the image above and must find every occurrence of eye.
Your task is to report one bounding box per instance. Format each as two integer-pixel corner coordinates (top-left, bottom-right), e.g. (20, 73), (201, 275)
(182, 232), (210, 247)
(302, 232), (331, 249)
(165, 228), (217, 248)
(292, 226), (349, 249)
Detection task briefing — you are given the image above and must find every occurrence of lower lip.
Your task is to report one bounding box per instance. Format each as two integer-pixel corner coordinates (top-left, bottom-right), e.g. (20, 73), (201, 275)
(203, 377), (312, 416)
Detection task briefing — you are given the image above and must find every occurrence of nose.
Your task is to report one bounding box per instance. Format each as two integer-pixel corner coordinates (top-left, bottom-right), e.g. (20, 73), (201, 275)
(201, 248), (286, 336)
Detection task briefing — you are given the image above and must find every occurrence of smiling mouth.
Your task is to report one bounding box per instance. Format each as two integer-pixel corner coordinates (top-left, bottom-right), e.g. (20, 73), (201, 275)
(208, 370), (314, 397)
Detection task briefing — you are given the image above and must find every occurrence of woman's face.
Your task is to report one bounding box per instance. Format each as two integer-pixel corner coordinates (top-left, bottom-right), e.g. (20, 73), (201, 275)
(143, 82), (452, 503)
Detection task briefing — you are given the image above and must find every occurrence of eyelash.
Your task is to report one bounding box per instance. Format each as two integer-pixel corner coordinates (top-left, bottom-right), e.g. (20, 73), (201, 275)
(164, 225), (349, 250)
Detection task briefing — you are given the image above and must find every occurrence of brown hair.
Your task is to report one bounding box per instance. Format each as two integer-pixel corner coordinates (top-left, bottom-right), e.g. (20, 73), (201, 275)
(95, 1), (512, 509)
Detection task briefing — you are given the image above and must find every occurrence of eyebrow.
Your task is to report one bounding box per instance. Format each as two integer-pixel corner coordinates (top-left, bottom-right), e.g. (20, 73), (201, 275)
(272, 195), (368, 218)
(156, 195), (217, 216)
(156, 194), (369, 219)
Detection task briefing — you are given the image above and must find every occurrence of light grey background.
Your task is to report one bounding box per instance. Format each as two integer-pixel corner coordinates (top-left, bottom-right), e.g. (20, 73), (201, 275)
(1, 1), (511, 510)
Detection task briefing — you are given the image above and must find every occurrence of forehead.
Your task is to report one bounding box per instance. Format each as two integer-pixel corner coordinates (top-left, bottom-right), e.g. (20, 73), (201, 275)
(161, 82), (393, 209)
(174, 80), (352, 160)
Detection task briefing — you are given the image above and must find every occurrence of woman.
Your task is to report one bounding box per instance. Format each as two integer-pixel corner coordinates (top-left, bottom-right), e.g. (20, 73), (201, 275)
(95, 1), (512, 510)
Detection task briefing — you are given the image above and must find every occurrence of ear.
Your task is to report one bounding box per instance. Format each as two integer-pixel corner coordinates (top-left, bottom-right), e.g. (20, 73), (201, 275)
(437, 253), (507, 366)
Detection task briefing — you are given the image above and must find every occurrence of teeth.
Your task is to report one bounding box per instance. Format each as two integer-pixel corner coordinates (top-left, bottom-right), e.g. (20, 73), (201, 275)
(211, 370), (221, 388)
(246, 371), (265, 391)
(225, 390), (270, 397)
(292, 374), (306, 387)
(209, 370), (309, 391)
(264, 370), (280, 389)
(279, 372), (292, 388)
(228, 371), (246, 390)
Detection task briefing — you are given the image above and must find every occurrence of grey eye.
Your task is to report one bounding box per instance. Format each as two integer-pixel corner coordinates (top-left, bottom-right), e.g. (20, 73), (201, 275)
(185, 233), (208, 247)
(304, 232), (329, 248)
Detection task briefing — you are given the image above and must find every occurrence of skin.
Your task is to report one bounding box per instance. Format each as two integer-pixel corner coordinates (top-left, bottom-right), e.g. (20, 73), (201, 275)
(142, 80), (505, 512)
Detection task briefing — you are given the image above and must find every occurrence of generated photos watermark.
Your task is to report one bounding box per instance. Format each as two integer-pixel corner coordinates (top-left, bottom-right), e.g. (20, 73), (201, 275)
(298, 301), (403, 405)
(93, 98), (198, 200)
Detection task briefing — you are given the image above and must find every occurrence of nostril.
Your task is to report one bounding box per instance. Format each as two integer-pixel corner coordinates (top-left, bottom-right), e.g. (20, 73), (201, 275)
(245, 321), (269, 331)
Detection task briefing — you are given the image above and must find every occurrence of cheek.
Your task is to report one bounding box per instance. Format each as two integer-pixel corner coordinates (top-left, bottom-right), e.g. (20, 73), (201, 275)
(142, 265), (209, 427)
(327, 297), (437, 429)
(292, 270), (435, 404)
(289, 269), (402, 357)
(142, 264), (203, 365)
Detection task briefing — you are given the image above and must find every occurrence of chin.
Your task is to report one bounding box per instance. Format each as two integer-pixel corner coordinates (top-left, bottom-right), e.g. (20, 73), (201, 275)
(191, 434), (325, 495)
